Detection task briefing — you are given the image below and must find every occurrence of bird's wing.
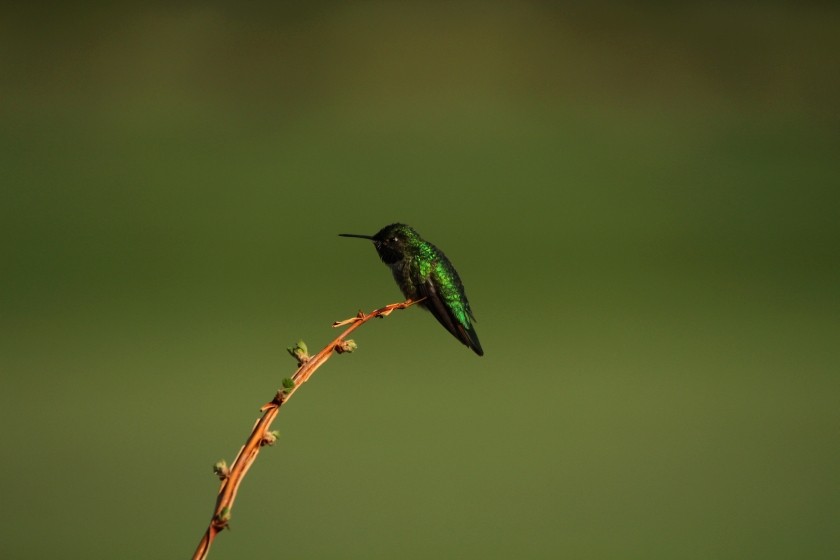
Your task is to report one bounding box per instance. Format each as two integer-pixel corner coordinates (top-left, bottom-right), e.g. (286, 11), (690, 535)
(418, 273), (484, 356)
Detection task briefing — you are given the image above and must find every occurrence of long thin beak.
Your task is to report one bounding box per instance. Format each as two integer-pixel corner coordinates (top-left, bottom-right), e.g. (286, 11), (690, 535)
(338, 233), (375, 240)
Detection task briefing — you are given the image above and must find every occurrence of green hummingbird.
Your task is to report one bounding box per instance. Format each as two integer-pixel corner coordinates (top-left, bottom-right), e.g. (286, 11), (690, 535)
(339, 223), (484, 356)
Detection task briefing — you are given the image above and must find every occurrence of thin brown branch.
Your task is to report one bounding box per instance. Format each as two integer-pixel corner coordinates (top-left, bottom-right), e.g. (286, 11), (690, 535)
(191, 299), (420, 560)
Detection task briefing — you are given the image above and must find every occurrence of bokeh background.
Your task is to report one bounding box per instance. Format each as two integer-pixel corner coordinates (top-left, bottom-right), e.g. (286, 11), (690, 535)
(2, 2), (839, 558)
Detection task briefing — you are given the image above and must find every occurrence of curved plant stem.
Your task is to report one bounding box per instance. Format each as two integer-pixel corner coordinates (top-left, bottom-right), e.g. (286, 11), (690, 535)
(191, 299), (419, 560)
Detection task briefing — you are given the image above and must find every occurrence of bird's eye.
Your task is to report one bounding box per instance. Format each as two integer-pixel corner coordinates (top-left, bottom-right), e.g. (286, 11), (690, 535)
(392, 236), (399, 243)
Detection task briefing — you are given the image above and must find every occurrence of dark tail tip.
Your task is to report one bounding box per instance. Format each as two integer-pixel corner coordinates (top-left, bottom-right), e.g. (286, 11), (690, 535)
(465, 329), (484, 357)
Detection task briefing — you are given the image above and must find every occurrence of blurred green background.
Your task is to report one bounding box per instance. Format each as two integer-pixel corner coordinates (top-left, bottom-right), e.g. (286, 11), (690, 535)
(2, 2), (839, 558)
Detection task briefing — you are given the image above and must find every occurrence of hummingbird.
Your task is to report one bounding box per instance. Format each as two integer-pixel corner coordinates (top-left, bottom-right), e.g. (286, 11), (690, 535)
(339, 223), (484, 356)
